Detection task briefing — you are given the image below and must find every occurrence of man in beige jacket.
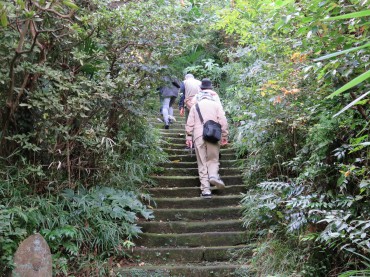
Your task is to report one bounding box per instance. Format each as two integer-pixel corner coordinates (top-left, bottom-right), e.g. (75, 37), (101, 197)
(179, 74), (201, 122)
(185, 88), (228, 198)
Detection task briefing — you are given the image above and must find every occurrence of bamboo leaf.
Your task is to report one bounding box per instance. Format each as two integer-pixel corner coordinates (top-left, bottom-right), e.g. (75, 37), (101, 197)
(333, 91), (370, 117)
(63, 0), (79, 10)
(16, 0), (25, 9)
(0, 10), (7, 27)
(327, 70), (370, 98)
(313, 43), (370, 62)
(323, 10), (370, 21)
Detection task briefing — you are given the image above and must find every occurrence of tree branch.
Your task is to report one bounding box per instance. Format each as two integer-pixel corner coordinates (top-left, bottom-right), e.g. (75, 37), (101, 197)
(31, 1), (75, 20)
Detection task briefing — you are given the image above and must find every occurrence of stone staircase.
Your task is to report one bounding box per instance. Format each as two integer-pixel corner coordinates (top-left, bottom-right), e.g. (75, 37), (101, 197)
(116, 110), (254, 277)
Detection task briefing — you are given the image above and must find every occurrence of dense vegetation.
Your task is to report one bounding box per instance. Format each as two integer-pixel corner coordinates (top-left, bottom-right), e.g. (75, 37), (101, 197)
(214, 0), (370, 276)
(0, 0), (369, 276)
(0, 0), (189, 275)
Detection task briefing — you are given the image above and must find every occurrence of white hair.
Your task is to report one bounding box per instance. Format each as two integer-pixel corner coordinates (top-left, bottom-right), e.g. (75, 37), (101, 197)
(184, 73), (194, 79)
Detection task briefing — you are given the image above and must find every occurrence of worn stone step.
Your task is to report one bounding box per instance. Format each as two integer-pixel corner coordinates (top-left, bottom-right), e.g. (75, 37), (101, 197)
(168, 153), (236, 162)
(162, 147), (236, 155)
(130, 245), (251, 264)
(151, 175), (243, 187)
(116, 263), (253, 277)
(137, 231), (251, 247)
(152, 124), (185, 130)
(154, 167), (241, 177)
(139, 219), (244, 233)
(159, 159), (241, 169)
(153, 195), (242, 209)
(160, 128), (185, 134)
(151, 206), (242, 221)
(153, 122), (186, 128)
(161, 139), (234, 147)
(148, 184), (245, 197)
(160, 137), (186, 145)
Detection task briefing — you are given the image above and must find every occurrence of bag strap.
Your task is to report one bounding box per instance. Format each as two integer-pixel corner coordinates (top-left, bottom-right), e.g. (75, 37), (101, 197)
(195, 104), (204, 124)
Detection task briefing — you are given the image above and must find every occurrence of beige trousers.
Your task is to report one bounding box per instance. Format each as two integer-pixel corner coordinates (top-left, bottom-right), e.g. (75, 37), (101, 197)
(194, 136), (220, 194)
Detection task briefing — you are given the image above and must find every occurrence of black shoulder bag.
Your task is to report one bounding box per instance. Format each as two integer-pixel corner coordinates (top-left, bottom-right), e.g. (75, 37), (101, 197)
(195, 104), (222, 144)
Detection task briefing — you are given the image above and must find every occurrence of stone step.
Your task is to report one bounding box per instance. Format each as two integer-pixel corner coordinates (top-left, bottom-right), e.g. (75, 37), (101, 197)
(168, 153), (236, 162)
(139, 219), (244, 233)
(153, 124), (185, 131)
(151, 175), (243, 187)
(160, 137), (186, 144)
(137, 231), (251, 247)
(151, 206), (242, 221)
(160, 128), (185, 134)
(130, 245), (252, 264)
(152, 121), (186, 128)
(158, 137), (238, 148)
(148, 184), (245, 197)
(153, 195), (242, 209)
(154, 167), (241, 177)
(116, 263), (253, 277)
(162, 147), (236, 155)
(161, 139), (234, 147)
(159, 159), (240, 169)
(159, 133), (186, 139)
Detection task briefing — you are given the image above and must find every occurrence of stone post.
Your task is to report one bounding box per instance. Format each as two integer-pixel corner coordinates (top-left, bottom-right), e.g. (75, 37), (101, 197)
(12, 233), (52, 277)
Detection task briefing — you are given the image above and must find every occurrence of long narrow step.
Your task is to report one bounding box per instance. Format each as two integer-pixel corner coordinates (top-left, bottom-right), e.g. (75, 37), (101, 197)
(148, 184), (245, 197)
(167, 153), (236, 162)
(150, 206), (242, 221)
(153, 195), (242, 209)
(151, 175), (243, 187)
(116, 263), (253, 277)
(159, 139), (233, 146)
(152, 122), (186, 129)
(154, 167), (241, 176)
(163, 148), (236, 156)
(137, 231), (252, 247)
(129, 245), (252, 263)
(160, 128), (185, 134)
(159, 160), (241, 168)
(139, 219), (244, 233)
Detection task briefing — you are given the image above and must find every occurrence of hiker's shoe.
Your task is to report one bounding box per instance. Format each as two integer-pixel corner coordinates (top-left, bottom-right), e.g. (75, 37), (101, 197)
(209, 176), (225, 190)
(169, 115), (176, 122)
(200, 192), (212, 199)
(164, 125), (169, 129)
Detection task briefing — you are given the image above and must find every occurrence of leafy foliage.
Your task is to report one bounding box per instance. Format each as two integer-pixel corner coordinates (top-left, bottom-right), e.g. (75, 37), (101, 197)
(0, 0), (188, 274)
(0, 183), (153, 274)
(213, 0), (369, 276)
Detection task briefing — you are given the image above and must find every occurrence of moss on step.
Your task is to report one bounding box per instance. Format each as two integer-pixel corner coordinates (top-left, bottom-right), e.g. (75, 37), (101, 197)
(153, 195), (242, 209)
(137, 231), (254, 247)
(152, 206), (242, 221)
(139, 219), (244, 233)
(130, 245), (253, 264)
(115, 263), (254, 277)
(151, 175), (243, 187)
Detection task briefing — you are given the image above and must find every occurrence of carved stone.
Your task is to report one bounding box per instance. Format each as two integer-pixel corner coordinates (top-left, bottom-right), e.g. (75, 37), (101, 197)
(13, 233), (52, 277)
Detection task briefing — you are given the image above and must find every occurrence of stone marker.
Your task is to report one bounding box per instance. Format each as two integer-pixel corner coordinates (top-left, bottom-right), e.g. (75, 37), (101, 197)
(13, 233), (52, 277)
